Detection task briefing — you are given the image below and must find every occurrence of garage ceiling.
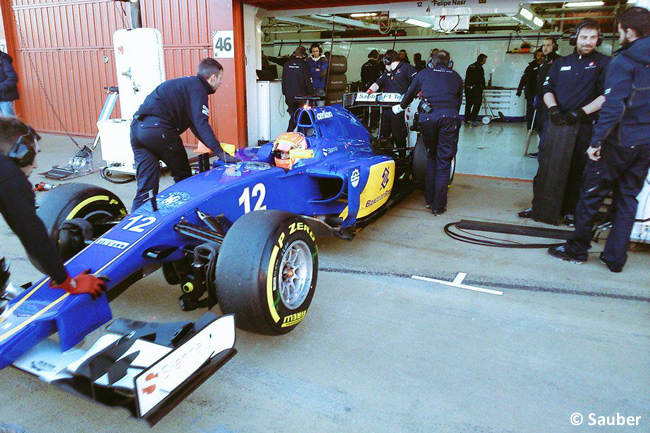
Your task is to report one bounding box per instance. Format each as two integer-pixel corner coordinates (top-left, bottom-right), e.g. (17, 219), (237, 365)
(244, 0), (411, 11)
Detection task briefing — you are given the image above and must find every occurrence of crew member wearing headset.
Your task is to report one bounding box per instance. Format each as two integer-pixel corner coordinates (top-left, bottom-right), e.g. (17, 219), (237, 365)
(549, 7), (650, 272)
(367, 49), (418, 148)
(0, 118), (106, 312)
(521, 20), (610, 225)
(393, 50), (463, 215)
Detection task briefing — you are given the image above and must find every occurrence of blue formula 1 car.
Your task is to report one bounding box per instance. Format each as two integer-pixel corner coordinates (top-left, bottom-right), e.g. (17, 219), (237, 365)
(0, 103), (423, 422)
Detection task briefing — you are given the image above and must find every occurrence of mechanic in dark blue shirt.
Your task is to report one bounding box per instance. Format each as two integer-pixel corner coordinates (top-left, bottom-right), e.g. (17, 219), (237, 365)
(394, 50), (463, 215)
(549, 7), (650, 273)
(282, 47), (314, 133)
(542, 20), (610, 224)
(131, 58), (232, 211)
(367, 49), (418, 148)
(0, 118), (106, 311)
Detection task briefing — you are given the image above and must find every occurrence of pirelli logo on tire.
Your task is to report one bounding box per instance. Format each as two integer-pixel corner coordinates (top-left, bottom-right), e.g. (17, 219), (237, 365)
(282, 310), (307, 327)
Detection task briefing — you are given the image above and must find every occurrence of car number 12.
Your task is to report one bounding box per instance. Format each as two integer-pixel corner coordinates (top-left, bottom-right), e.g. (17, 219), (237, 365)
(239, 183), (267, 214)
(122, 215), (157, 233)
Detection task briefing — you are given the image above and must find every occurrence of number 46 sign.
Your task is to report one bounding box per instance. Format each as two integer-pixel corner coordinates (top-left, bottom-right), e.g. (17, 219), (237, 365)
(213, 30), (234, 58)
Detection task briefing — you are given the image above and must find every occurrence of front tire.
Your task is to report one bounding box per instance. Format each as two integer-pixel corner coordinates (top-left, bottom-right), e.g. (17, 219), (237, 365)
(35, 183), (127, 262)
(215, 210), (318, 335)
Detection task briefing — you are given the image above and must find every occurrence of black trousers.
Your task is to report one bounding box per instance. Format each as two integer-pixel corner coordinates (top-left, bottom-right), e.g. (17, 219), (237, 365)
(419, 109), (461, 211)
(562, 122), (593, 215)
(566, 143), (650, 269)
(131, 117), (192, 211)
(464, 87), (482, 122)
(525, 97), (535, 130)
(286, 98), (301, 132)
(380, 109), (407, 148)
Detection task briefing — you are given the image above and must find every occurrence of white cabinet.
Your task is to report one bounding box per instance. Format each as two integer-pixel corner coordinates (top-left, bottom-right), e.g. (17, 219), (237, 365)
(257, 80), (288, 142)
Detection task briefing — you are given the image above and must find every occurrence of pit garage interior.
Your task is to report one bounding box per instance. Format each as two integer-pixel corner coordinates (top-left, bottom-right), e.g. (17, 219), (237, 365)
(0, 0), (649, 432)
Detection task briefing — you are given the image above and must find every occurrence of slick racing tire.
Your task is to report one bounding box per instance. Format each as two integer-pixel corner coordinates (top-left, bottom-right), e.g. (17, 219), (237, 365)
(411, 135), (456, 189)
(215, 210), (318, 335)
(35, 183), (127, 264)
(411, 135), (428, 189)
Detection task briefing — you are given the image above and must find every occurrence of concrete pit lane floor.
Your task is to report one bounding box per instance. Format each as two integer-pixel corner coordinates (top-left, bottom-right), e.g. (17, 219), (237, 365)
(0, 133), (648, 433)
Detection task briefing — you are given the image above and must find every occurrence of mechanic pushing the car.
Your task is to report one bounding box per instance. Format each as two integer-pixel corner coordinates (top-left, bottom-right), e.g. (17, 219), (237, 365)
(548, 7), (650, 272)
(367, 49), (418, 149)
(131, 58), (234, 211)
(0, 118), (106, 312)
(393, 50), (463, 215)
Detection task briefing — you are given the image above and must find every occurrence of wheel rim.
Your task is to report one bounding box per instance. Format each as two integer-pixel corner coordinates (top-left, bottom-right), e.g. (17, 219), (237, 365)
(278, 240), (313, 309)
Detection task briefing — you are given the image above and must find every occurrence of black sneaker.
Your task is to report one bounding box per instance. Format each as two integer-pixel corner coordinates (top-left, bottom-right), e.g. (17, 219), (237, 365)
(518, 208), (533, 218)
(563, 214), (575, 227)
(425, 204), (432, 209)
(548, 245), (586, 264)
(599, 253), (622, 273)
(432, 207), (447, 216)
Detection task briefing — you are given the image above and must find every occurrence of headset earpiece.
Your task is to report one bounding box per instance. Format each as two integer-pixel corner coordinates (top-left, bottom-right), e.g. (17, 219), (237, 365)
(570, 20), (603, 47)
(7, 133), (37, 168)
(552, 38), (559, 52)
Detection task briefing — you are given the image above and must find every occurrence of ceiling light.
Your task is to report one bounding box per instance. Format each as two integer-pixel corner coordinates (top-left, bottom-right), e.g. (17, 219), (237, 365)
(565, 1), (605, 7)
(405, 18), (432, 28)
(350, 12), (378, 18)
(514, 7), (544, 31)
(519, 8), (534, 20)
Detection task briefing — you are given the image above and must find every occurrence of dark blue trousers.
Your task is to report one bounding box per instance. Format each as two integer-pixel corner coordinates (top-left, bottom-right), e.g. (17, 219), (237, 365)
(380, 109), (407, 148)
(131, 117), (192, 211)
(566, 143), (650, 269)
(419, 109), (461, 212)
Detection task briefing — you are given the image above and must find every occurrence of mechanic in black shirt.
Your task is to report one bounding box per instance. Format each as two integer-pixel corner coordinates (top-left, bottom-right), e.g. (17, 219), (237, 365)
(517, 48), (545, 130)
(282, 47), (314, 133)
(464, 54), (487, 126)
(542, 19), (610, 223)
(367, 49), (418, 148)
(535, 37), (561, 143)
(394, 50), (463, 215)
(549, 7), (650, 272)
(131, 58), (231, 211)
(0, 118), (106, 311)
(360, 49), (383, 91)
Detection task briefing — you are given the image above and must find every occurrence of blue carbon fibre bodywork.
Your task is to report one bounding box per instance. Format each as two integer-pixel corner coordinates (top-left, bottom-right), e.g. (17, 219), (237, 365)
(0, 105), (395, 368)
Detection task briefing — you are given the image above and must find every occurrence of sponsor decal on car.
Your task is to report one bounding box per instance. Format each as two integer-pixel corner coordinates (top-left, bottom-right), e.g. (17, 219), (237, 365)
(316, 111), (333, 120)
(96, 238), (130, 250)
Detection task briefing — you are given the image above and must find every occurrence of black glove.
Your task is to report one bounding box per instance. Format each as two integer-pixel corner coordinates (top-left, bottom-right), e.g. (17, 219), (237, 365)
(516, 90), (522, 97)
(564, 108), (586, 125)
(549, 106), (565, 126)
(218, 152), (240, 164)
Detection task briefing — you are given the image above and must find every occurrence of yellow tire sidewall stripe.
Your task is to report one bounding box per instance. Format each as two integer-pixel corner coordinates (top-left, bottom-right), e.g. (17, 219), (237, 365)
(65, 195), (110, 220)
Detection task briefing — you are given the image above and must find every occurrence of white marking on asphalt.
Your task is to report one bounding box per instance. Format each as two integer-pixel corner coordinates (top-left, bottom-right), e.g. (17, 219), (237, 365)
(412, 273), (504, 296)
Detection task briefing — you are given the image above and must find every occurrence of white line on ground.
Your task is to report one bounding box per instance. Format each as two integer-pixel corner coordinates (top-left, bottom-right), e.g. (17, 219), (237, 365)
(412, 273), (504, 296)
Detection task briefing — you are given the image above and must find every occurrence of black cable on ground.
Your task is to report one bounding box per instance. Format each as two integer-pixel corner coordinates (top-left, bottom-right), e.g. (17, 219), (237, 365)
(444, 222), (564, 249)
(100, 166), (135, 184)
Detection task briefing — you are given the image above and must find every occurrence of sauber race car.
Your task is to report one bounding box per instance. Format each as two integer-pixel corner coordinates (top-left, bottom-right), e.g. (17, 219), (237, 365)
(0, 101), (427, 424)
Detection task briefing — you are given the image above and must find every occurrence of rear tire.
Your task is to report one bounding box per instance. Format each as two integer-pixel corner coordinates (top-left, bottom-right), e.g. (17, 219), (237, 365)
(215, 210), (318, 335)
(35, 183), (127, 263)
(411, 135), (456, 188)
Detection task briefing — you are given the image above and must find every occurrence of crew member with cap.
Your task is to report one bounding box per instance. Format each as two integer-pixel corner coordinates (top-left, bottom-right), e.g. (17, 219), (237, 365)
(0, 118), (106, 312)
(131, 58), (233, 211)
(464, 54), (487, 126)
(540, 19), (610, 225)
(548, 7), (650, 272)
(367, 49), (418, 148)
(360, 50), (383, 91)
(282, 46), (314, 133)
(393, 50), (463, 215)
